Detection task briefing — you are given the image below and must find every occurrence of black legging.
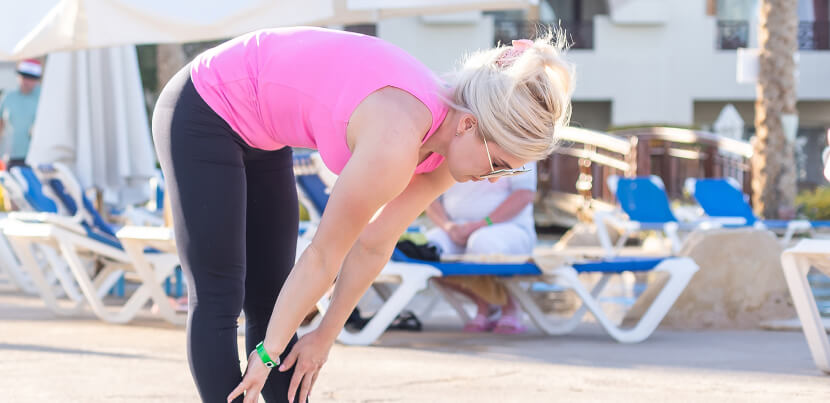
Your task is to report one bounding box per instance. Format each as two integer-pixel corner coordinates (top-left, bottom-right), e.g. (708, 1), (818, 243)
(153, 66), (301, 403)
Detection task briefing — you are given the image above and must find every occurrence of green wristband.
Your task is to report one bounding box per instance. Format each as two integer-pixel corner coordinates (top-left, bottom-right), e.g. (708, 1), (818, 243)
(484, 216), (494, 226)
(255, 341), (280, 369)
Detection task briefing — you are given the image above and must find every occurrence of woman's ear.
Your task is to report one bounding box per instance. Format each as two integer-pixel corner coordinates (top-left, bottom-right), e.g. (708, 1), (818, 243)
(457, 114), (477, 134)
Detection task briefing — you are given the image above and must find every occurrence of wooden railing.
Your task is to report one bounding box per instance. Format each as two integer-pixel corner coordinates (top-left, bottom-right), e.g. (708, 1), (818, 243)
(536, 127), (636, 226)
(536, 127), (753, 226)
(612, 127), (753, 200)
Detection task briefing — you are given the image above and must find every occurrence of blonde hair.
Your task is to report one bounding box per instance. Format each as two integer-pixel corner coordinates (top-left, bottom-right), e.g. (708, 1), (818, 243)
(445, 31), (575, 161)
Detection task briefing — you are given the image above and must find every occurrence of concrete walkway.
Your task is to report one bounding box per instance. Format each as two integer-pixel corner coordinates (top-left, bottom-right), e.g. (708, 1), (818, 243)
(1, 287), (829, 402)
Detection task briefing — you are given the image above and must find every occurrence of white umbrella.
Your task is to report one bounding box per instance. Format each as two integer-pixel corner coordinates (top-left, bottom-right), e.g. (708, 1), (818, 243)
(0, 0), (336, 60)
(713, 103), (746, 185)
(713, 103), (744, 141)
(336, 0), (537, 24)
(347, 0), (535, 14)
(1, 0), (536, 60)
(27, 45), (156, 206)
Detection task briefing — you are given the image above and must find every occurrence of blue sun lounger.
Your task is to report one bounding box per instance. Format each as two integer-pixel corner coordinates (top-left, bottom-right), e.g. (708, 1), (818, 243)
(596, 175), (744, 256)
(685, 177), (830, 244)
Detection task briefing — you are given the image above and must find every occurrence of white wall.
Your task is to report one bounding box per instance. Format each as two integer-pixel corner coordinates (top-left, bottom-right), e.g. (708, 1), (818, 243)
(569, 0), (830, 126)
(377, 12), (495, 75)
(373, 2), (830, 128)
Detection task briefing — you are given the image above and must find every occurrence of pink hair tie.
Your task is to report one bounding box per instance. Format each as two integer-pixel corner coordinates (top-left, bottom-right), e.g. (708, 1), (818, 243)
(496, 39), (534, 68)
(512, 39), (534, 49)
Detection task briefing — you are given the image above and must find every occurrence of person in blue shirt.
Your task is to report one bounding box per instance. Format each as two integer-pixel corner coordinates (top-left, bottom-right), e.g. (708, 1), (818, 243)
(0, 59), (42, 169)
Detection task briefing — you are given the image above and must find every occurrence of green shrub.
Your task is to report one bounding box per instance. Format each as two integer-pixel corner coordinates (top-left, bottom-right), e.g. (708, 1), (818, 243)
(797, 186), (830, 220)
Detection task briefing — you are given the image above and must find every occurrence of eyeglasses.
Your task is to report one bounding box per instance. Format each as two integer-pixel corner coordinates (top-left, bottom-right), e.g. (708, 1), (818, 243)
(478, 133), (531, 179)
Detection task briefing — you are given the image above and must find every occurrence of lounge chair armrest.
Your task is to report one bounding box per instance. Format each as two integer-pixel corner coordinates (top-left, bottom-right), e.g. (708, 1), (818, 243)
(116, 225), (175, 242)
(672, 205), (703, 222)
(595, 211), (639, 232)
(692, 216), (747, 229)
(116, 225), (177, 253)
(119, 206), (165, 227)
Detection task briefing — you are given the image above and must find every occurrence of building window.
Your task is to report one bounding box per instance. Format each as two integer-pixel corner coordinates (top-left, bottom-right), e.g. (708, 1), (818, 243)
(493, 19), (594, 49)
(798, 20), (830, 50)
(715, 0), (829, 50)
(716, 20), (750, 49)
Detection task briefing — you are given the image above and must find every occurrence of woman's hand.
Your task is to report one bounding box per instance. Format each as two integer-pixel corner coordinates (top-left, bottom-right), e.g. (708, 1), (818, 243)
(460, 221), (486, 241)
(452, 221), (486, 246)
(279, 330), (334, 403)
(227, 349), (273, 403)
(445, 222), (469, 245)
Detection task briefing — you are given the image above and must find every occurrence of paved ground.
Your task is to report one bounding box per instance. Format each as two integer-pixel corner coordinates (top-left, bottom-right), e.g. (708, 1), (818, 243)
(1, 285), (829, 403)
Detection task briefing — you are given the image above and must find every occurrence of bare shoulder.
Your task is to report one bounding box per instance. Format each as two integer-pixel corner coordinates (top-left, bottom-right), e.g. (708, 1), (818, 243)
(347, 87), (433, 151)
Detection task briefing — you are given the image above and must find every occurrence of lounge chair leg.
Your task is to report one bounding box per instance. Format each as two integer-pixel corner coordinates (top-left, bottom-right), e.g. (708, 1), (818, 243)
(40, 245), (83, 302)
(502, 269), (584, 336)
(431, 280), (472, 323)
(57, 241), (132, 323)
(781, 251), (830, 373)
(416, 286), (442, 321)
(504, 258), (697, 343)
(7, 237), (84, 315)
(619, 259), (696, 342)
(0, 235), (37, 294)
(335, 263), (437, 346)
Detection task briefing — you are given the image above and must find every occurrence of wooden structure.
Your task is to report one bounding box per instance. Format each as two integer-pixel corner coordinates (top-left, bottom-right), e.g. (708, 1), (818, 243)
(536, 127), (754, 226)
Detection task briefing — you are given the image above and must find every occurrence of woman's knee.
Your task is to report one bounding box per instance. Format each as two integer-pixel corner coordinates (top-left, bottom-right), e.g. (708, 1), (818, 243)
(466, 224), (533, 255)
(467, 227), (509, 254)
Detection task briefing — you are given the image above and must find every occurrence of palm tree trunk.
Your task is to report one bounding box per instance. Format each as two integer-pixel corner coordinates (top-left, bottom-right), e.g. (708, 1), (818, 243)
(751, 0), (799, 218)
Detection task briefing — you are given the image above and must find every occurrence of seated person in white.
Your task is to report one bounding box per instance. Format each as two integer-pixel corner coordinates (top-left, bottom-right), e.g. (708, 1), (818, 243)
(425, 161), (537, 334)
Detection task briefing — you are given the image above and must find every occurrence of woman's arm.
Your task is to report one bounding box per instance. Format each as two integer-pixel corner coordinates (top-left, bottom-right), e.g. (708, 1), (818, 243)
(228, 87), (438, 403)
(261, 139), (421, 356)
(315, 162), (455, 342)
(258, 88), (435, 358)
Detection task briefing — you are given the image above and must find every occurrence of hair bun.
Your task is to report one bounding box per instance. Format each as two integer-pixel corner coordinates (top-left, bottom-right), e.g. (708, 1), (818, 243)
(445, 30), (575, 161)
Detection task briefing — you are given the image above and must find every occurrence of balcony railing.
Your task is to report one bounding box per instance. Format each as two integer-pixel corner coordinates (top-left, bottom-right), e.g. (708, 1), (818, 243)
(494, 20), (594, 50)
(717, 20), (829, 50)
(716, 20), (749, 49)
(799, 21), (830, 50)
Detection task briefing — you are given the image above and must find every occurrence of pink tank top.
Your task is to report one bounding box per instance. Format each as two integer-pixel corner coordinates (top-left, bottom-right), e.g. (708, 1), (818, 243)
(190, 27), (449, 175)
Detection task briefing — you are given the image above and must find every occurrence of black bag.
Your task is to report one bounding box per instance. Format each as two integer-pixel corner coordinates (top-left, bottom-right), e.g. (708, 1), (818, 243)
(395, 240), (440, 261)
